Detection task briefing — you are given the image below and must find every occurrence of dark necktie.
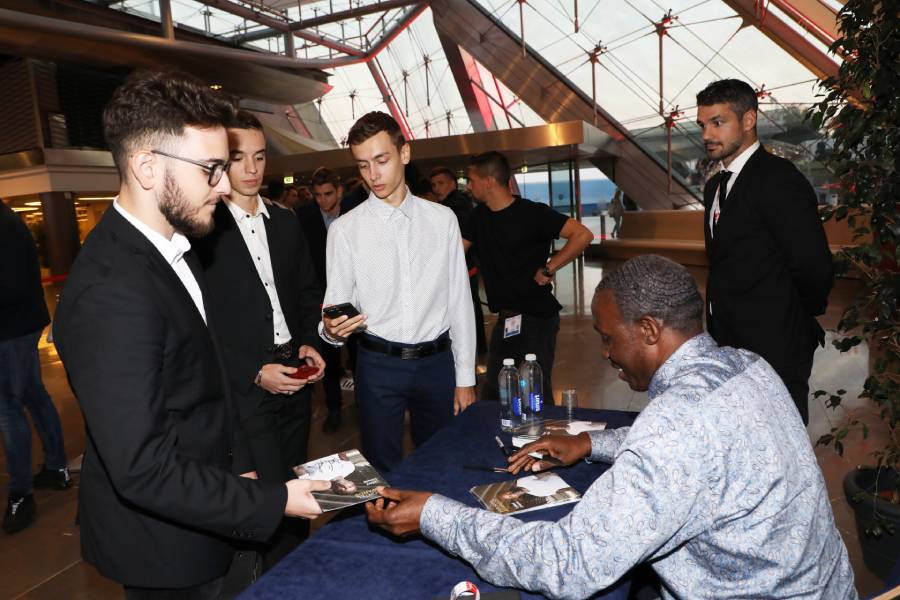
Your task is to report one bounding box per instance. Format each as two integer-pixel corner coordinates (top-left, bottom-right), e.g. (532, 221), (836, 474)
(713, 170), (732, 231)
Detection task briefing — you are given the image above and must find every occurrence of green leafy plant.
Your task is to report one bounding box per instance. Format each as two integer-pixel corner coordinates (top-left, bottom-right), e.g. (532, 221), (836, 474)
(806, 0), (899, 516)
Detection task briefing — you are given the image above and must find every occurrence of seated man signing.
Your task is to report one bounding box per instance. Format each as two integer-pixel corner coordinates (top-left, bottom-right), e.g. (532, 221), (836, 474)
(367, 254), (856, 600)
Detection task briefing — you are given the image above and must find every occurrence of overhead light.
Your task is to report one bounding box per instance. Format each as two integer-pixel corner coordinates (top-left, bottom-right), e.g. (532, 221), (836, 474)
(520, 165), (529, 173)
(77, 196), (115, 201)
(12, 207), (38, 213)
(25, 201), (42, 207)
(210, 84), (223, 90)
(283, 176), (294, 184)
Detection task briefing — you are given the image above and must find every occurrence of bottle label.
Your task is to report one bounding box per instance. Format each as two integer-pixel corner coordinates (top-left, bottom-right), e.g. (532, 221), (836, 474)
(501, 418), (512, 428)
(530, 393), (542, 413)
(512, 396), (522, 416)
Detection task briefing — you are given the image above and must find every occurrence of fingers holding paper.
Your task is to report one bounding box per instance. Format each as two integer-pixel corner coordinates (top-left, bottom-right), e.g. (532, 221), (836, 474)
(285, 478), (331, 519)
(507, 432), (592, 474)
(365, 487), (433, 537)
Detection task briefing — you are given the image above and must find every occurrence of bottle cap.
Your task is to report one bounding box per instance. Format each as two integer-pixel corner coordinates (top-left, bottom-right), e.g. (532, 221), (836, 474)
(525, 353), (537, 361)
(502, 358), (515, 366)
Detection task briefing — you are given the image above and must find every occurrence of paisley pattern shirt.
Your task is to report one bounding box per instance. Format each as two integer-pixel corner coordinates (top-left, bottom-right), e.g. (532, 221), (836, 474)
(420, 334), (857, 599)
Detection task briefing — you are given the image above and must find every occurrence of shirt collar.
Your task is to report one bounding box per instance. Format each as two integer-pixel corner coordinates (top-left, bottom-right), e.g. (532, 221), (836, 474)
(647, 333), (718, 399)
(719, 140), (760, 177)
(365, 187), (416, 222)
(225, 194), (269, 222)
(113, 198), (191, 266)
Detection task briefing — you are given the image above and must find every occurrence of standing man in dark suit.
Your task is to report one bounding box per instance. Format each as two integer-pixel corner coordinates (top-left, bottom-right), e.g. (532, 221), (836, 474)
(297, 167), (360, 434)
(192, 110), (325, 568)
(430, 167), (487, 356)
(53, 70), (327, 599)
(697, 79), (833, 424)
(0, 200), (70, 535)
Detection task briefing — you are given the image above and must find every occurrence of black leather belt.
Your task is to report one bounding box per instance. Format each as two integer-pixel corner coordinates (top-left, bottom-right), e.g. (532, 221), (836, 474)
(359, 332), (451, 360)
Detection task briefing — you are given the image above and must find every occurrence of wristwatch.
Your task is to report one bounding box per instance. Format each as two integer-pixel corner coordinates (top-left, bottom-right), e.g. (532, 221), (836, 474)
(541, 266), (554, 278)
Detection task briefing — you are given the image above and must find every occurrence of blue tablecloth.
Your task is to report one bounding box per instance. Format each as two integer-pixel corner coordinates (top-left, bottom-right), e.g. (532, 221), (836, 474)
(242, 401), (638, 600)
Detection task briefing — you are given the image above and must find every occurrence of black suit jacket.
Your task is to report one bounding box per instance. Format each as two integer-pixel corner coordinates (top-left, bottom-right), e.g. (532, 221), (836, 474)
(703, 145), (833, 372)
(193, 201), (322, 420)
(53, 207), (286, 588)
(296, 198), (359, 291)
(0, 201), (50, 340)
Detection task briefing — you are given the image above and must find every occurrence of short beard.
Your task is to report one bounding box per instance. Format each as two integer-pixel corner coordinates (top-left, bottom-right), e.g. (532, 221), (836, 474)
(158, 171), (215, 238)
(708, 137), (743, 162)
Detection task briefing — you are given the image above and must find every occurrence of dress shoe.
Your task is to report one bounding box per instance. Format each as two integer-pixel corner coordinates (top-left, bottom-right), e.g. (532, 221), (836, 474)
(322, 412), (342, 434)
(33, 465), (72, 490)
(3, 494), (35, 534)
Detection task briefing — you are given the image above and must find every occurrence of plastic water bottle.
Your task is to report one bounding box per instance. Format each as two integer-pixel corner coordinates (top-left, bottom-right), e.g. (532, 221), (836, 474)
(520, 354), (543, 421)
(498, 358), (520, 430)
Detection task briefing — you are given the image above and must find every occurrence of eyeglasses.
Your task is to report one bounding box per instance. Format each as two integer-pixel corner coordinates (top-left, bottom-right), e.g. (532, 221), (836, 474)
(151, 150), (231, 187)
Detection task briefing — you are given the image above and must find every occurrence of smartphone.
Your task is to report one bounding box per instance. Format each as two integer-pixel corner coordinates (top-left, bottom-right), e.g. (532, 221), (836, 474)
(289, 364), (320, 380)
(322, 303), (360, 320)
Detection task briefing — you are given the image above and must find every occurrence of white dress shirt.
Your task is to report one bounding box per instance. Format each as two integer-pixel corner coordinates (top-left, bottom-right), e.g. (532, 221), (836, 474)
(709, 140), (760, 238)
(225, 195), (291, 345)
(112, 199), (206, 323)
(321, 189), (476, 387)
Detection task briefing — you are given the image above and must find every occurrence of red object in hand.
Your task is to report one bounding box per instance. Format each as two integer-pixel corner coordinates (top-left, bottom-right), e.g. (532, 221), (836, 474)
(289, 364), (320, 380)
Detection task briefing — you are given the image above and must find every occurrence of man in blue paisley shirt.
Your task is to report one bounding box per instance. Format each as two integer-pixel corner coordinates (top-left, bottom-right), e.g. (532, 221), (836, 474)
(368, 254), (856, 599)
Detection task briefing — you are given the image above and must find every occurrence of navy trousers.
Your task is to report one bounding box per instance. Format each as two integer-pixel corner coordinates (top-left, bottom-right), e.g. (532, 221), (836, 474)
(354, 339), (456, 474)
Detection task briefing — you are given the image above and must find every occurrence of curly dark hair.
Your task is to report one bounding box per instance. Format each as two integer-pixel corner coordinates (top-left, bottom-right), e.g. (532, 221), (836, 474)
(347, 111), (406, 150)
(102, 69), (237, 177)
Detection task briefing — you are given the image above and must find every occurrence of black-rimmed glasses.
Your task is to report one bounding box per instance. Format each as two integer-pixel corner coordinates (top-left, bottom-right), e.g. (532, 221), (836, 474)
(151, 150), (230, 187)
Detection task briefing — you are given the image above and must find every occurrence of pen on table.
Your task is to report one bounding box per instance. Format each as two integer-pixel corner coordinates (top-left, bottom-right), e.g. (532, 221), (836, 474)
(494, 435), (514, 457)
(463, 464), (509, 473)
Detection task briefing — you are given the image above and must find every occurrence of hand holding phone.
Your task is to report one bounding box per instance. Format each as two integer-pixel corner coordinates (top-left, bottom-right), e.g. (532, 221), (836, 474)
(322, 303), (366, 341)
(322, 303), (360, 320)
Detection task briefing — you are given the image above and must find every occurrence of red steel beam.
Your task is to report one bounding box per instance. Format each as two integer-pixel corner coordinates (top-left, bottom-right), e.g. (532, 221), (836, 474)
(721, 0), (839, 80)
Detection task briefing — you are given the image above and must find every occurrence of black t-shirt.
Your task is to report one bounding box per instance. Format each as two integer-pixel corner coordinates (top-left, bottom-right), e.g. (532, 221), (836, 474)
(461, 197), (568, 317)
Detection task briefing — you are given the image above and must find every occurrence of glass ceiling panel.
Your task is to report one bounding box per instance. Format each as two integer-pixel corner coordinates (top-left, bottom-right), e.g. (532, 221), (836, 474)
(107, 0), (837, 200)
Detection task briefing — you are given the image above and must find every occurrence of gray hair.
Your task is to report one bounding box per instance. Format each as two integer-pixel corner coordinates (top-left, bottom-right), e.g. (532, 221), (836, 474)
(596, 255), (703, 332)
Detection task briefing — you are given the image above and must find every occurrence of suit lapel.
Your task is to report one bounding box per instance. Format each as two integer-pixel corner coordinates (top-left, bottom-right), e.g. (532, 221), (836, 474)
(263, 213), (291, 305)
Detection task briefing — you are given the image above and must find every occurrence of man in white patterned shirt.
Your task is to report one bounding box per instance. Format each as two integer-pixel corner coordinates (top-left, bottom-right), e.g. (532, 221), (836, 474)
(368, 255), (855, 600)
(321, 111), (476, 473)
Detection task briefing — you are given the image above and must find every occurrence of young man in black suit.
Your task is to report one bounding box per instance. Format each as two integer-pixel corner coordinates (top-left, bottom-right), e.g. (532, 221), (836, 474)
(297, 167), (360, 433)
(53, 70), (328, 599)
(192, 110), (326, 568)
(697, 79), (834, 424)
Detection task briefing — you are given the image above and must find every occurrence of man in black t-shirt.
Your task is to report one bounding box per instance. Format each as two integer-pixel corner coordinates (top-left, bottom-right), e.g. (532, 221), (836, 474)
(461, 152), (593, 402)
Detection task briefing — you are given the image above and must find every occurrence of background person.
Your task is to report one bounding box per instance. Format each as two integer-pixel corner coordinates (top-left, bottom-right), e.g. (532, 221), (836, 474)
(430, 166), (487, 356)
(298, 167), (362, 434)
(462, 151), (593, 402)
(697, 79), (834, 424)
(0, 199), (71, 535)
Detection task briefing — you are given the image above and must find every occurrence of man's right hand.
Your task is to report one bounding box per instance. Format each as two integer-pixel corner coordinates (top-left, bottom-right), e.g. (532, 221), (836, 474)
(507, 432), (592, 474)
(322, 308), (367, 341)
(258, 363), (307, 395)
(284, 479), (330, 519)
